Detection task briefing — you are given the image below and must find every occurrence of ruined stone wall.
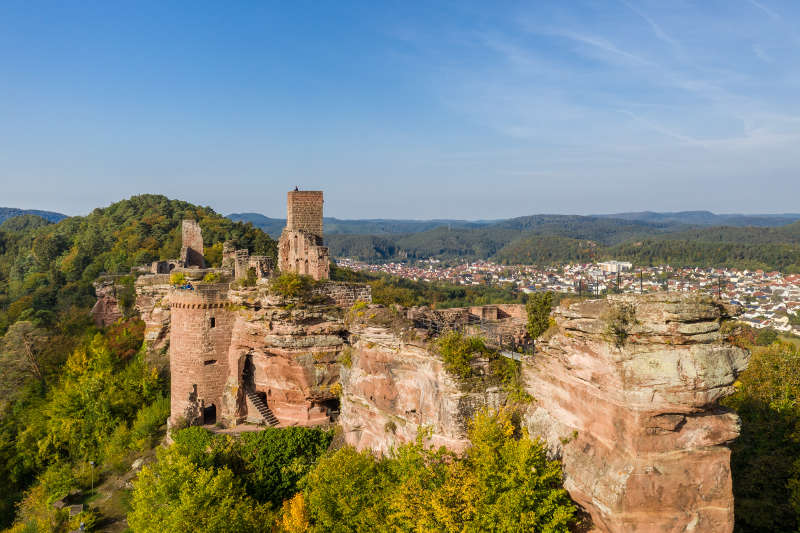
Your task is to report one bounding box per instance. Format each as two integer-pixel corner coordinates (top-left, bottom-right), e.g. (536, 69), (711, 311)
(313, 282), (372, 307)
(168, 286), (234, 425)
(278, 230), (330, 280)
(286, 190), (323, 235)
(523, 293), (749, 533)
(180, 220), (205, 268)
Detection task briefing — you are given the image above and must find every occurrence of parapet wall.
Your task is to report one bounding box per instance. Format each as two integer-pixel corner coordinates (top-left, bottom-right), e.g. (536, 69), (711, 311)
(313, 282), (372, 307)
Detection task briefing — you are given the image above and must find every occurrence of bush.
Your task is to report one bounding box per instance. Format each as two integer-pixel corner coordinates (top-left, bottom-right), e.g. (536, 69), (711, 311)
(128, 447), (275, 533)
(130, 395), (170, 449)
(755, 328), (779, 346)
(526, 291), (553, 339)
(437, 331), (492, 379)
(270, 272), (315, 299)
(202, 272), (221, 283)
(604, 302), (638, 348)
(169, 272), (186, 286)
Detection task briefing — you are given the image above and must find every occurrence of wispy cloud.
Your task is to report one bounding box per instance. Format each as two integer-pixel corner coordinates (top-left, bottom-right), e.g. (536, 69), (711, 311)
(747, 0), (781, 21)
(541, 28), (654, 67)
(620, 0), (681, 51)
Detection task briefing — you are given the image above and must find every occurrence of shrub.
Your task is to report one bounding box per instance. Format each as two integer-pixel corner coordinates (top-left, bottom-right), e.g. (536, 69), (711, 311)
(270, 272), (314, 299)
(755, 328), (779, 346)
(128, 447), (275, 533)
(117, 275), (136, 316)
(437, 331), (491, 379)
(339, 347), (352, 369)
(130, 395), (170, 449)
(302, 409), (576, 532)
(202, 272), (221, 283)
(604, 302), (637, 348)
(169, 272), (186, 286)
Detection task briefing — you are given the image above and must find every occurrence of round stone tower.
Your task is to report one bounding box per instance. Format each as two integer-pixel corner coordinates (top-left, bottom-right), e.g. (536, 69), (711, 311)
(168, 285), (234, 426)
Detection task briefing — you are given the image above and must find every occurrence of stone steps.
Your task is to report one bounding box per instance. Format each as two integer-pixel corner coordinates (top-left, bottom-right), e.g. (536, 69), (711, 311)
(246, 391), (280, 427)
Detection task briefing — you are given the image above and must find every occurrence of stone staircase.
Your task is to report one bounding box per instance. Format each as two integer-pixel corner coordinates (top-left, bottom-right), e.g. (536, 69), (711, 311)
(246, 391), (280, 427)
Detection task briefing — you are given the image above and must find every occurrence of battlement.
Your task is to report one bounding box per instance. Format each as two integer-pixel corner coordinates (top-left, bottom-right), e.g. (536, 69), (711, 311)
(286, 190), (323, 236)
(169, 285), (230, 308)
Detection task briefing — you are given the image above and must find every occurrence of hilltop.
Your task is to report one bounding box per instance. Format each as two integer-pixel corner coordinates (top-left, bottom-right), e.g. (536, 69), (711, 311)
(0, 207), (67, 225)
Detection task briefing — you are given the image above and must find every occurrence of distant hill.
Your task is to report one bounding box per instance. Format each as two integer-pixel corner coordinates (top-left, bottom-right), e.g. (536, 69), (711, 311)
(227, 209), (800, 271)
(0, 207), (67, 224)
(325, 215), (670, 262)
(594, 210), (800, 227)
(227, 212), (491, 238)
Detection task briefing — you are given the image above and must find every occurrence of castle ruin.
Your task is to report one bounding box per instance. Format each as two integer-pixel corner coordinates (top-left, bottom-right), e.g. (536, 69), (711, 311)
(278, 190), (330, 280)
(94, 188), (750, 533)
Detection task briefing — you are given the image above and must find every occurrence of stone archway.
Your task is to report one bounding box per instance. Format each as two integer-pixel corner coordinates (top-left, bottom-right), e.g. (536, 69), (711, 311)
(242, 352), (255, 394)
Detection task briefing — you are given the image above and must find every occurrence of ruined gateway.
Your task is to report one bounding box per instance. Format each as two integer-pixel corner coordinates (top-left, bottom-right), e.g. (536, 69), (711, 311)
(96, 190), (750, 533)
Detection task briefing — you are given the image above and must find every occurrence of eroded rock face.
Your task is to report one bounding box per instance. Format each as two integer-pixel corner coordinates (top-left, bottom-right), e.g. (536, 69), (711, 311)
(221, 289), (346, 427)
(339, 324), (507, 454)
(134, 275), (172, 370)
(524, 293), (749, 533)
(91, 280), (122, 327)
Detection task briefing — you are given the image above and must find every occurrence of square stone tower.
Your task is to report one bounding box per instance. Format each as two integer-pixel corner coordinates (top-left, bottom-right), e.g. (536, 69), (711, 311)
(278, 190), (330, 280)
(286, 190), (324, 236)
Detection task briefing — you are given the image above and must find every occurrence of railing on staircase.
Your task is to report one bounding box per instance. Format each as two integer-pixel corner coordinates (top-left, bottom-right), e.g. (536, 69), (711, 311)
(246, 391), (280, 427)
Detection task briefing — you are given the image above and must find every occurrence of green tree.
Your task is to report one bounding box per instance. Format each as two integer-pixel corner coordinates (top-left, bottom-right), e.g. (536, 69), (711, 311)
(722, 340), (800, 532)
(303, 446), (391, 532)
(526, 292), (554, 340)
(128, 447), (274, 533)
(0, 320), (49, 393)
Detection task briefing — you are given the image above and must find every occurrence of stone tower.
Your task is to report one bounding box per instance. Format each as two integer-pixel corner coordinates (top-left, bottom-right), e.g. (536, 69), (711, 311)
(180, 220), (205, 268)
(168, 286), (233, 426)
(278, 190), (330, 280)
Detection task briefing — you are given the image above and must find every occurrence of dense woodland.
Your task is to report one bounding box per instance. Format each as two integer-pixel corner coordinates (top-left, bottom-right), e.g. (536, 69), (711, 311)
(1, 196), (800, 531)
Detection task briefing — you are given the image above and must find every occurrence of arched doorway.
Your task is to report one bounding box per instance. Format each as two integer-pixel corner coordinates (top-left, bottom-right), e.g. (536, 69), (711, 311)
(203, 403), (216, 425)
(242, 352), (255, 394)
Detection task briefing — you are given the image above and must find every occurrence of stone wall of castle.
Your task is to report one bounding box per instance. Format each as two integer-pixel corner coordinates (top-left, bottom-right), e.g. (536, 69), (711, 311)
(313, 282), (372, 308)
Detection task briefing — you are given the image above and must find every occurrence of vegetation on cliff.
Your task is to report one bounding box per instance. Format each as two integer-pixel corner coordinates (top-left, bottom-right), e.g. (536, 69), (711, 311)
(722, 325), (800, 532)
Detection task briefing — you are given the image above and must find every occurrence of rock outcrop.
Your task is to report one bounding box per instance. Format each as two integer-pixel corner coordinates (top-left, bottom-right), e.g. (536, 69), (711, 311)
(340, 321), (506, 454)
(221, 287), (346, 427)
(134, 274), (172, 369)
(91, 280), (122, 327)
(523, 294), (749, 533)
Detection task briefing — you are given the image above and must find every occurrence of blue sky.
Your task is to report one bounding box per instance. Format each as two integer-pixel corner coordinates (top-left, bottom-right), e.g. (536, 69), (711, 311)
(1, 1), (799, 219)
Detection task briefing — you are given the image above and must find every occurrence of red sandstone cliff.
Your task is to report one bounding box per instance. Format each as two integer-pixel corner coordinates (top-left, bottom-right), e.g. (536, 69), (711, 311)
(220, 287), (345, 427)
(524, 294), (749, 533)
(339, 322), (507, 454)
